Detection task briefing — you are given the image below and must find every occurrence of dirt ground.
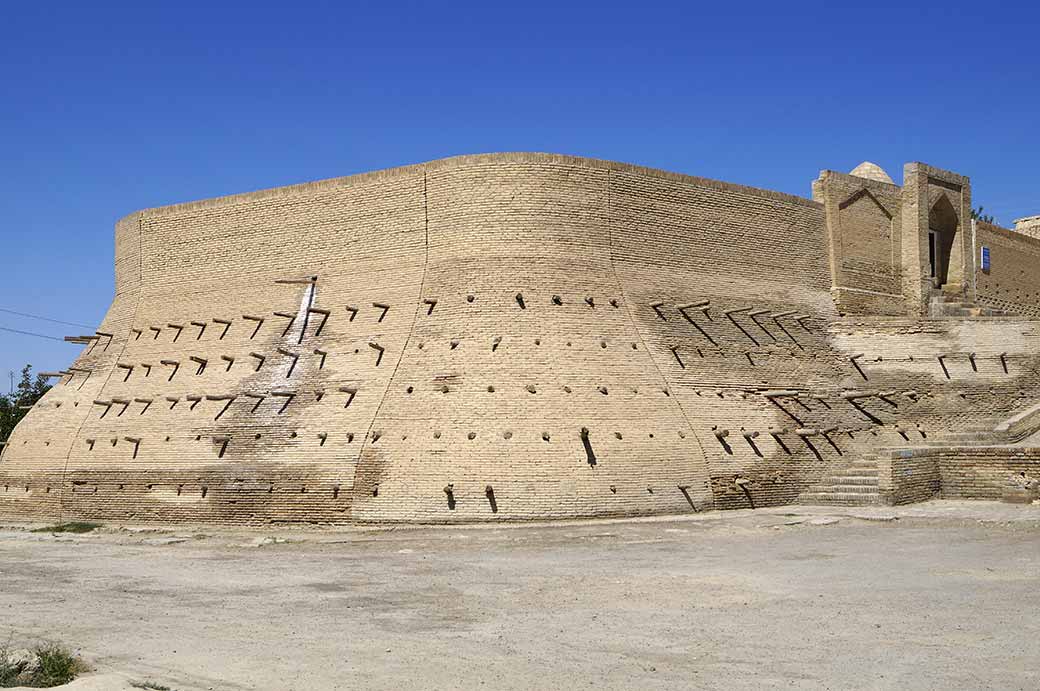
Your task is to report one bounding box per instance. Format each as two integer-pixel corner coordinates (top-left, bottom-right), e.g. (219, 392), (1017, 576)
(1, 500), (1038, 691)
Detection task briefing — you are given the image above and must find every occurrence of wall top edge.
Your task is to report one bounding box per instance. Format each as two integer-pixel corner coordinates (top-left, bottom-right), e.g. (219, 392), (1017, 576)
(977, 220), (1040, 250)
(817, 169), (902, 191)
(904, 162), (970, 187)
(117, 151), (824, 225)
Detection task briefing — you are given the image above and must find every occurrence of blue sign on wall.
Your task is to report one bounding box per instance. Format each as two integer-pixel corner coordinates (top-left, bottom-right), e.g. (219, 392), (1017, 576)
(981, 246), (991, 272)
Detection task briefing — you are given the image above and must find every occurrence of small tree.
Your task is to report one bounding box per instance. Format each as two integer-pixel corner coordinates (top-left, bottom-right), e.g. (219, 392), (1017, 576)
(0, 365), (51, 443)
(971, 206), (995, 224)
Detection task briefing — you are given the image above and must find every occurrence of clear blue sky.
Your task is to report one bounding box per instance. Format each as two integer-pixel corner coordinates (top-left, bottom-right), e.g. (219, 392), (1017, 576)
(1, 0), (1038, 388)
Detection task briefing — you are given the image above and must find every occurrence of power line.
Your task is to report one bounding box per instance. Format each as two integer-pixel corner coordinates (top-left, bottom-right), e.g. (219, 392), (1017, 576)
(0, 325), (70, 343)
(0, 307), (94, 330)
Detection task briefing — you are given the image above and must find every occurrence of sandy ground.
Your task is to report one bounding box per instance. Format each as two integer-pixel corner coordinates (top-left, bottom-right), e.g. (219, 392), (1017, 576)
(1, 500), (1038, 691)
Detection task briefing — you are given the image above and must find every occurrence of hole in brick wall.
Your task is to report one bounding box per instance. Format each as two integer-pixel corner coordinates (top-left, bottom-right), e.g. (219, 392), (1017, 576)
(274, 312), (296, 337)
(598, 386), (608, 395)
(503, 431), (512, 439)
(201, 486), (208, 498)
(678, 486), (699, 511)
(632, 343), (638, 349)
(468, 432), (476, 440)
(371, 431), (382, 443)
(610, 485), (617, 494)
(485, 485), (498, 513)
(441, 385), (450, 394)
(542, 432), (551, 442)
(433, 431), (441, 439)
(615, 432), (623, 439)
(585, 297), (595, 307)
(580, 427), (596, 466)
(369, 342), (385, 366)
(648, 433), (654, 438)
(340, 387), (357, 408)
(406, 386), (414, 393)
(290, 431), (298, 438)
(713, 427), (732, 454)
(515, 293), (526, 309)
(467, 295), (475, 303)
(347, 433), (355, 443)
(552, 295), (563, 305)
(487, 385), (495, 392)
(563, 386), (571, 393)
(450, 339), (460, 350)
(610, 299), (619, 308)
(600, 341), (607, 349)
(332, 485), (340, 499)
(534, 338), (541, 346)
(670, 346), (685, 369)
(213, 318), (231, 339)
(526, 384), (537, 394)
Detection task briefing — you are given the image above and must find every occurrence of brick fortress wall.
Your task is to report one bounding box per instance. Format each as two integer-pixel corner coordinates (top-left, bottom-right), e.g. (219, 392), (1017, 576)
(2, 153), (1039, 524)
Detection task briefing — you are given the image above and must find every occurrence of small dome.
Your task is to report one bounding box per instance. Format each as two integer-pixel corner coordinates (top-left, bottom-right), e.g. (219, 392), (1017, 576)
(849, 161), (894, 185)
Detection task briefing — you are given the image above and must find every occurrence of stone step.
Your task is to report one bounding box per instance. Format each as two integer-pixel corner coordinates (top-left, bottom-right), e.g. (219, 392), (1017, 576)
(820, 475), (879, 486)
(800, 492), (882, 506)
(815, 484), (878, 494)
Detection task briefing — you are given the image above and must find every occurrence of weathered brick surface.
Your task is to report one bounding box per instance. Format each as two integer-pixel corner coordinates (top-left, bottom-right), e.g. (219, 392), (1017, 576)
(1, 153), (1038, 523)
(976, 221), (1040, 318)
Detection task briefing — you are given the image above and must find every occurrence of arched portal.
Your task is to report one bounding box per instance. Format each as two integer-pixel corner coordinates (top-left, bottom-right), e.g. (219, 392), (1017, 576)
(928, 195), (961, 290)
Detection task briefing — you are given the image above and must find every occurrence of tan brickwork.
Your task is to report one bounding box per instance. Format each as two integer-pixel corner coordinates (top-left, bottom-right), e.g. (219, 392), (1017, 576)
(2, 153), (1039, 523)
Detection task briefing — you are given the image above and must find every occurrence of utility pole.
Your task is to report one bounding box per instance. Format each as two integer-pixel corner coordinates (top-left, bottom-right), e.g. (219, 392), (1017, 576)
(7, 370), (12, 395)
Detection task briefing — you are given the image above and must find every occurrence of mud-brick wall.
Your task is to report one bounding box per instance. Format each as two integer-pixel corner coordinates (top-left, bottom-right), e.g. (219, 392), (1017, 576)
(813, 170), (905, 315)
(878, 450), (941, 505)
(5, 153), (1039, 525)
(937, 447), (1040, 500)
(975, 222), (1040, 317)
(0, 213), (143, 520)
(609, 166), (869, 510)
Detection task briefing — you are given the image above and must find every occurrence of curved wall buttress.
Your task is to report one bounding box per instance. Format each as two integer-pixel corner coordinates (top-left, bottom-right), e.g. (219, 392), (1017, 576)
(0, 213), (142, 519)
(351, 158), (714, 521)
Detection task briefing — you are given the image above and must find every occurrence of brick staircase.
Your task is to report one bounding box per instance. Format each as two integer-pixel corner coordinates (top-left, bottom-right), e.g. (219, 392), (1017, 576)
(799, 457), (882, 506)
(911, 416), (1008, 447)
(799, 403), (1040, 507)
(928, 293), (1006, 318)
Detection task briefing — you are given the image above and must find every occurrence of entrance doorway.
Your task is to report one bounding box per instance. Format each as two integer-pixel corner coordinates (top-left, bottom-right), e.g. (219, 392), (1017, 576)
(927, 196), (960, 292)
